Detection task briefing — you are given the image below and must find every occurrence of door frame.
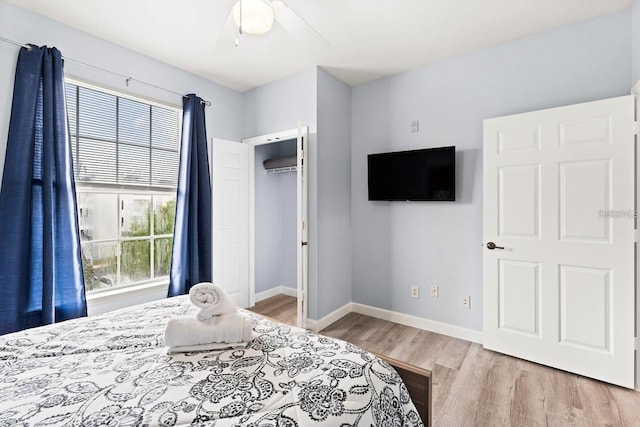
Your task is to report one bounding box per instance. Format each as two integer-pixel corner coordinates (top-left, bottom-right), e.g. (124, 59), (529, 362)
(243, 127), (309, 328)
(632, 83), (640, 391)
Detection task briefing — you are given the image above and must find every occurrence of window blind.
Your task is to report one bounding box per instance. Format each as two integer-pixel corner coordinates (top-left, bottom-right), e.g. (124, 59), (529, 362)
(65, 83), (180, 188)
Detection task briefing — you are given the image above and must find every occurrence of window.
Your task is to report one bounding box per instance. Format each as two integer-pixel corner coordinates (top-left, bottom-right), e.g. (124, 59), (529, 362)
(65, 81), (181, 292)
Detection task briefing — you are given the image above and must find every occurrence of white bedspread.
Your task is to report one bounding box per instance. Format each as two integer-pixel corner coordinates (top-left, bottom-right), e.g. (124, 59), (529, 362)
(0, 296), (423, 426)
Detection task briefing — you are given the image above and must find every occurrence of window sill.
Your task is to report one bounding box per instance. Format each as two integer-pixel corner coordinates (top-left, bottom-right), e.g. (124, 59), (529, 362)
(86, 280), (168, 301)
(86, 280), (169, 316)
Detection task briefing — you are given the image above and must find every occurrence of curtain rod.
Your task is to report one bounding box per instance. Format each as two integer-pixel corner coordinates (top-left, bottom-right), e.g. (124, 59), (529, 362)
(0, 35), (30, 50)
(0, 35), (212, 107)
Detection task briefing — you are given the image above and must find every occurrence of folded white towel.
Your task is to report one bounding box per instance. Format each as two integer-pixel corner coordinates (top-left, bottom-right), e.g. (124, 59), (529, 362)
(166, 341), (248, 355)
(189, 282), (238, 320)
(164, 313), (252, 348)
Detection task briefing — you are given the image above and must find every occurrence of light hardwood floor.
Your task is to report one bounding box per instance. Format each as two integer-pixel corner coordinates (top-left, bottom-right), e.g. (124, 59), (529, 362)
(249, 294), (640, 426)
(248, 293), (297, 326)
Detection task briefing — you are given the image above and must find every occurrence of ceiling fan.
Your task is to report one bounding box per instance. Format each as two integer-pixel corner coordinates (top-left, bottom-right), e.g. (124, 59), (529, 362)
(215, 0), (328, 52)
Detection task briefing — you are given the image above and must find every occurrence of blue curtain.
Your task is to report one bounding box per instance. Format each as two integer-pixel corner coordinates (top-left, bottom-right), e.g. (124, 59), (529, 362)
(168, 94), (212, 297)
(0, 46), (86, 335)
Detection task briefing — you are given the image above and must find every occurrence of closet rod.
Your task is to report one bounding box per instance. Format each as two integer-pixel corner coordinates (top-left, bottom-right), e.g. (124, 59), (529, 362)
(0, 35), (212, 106)
(266, 166), (298, 174)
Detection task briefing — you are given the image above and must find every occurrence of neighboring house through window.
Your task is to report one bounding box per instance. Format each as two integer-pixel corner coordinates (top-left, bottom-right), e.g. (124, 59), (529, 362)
(65, 81), (181, 292)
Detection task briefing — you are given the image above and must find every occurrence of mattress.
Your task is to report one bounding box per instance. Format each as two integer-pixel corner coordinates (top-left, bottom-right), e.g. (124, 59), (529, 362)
(0, 296), (423, 426)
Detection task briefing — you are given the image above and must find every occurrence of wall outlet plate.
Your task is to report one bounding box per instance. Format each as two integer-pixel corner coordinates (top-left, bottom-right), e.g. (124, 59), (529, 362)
(430, 285), (439, 298)
(461, 295), (471, 309)
(411, 286), (419, 299)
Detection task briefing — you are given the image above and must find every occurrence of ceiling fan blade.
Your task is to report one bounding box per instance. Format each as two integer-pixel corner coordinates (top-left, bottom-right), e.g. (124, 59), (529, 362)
(273, 1), (330, 48)
(214, 11), (239, 55)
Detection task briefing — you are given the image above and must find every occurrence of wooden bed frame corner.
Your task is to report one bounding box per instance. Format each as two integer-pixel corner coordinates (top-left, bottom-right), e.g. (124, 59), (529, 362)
(375, 353), (432, 427)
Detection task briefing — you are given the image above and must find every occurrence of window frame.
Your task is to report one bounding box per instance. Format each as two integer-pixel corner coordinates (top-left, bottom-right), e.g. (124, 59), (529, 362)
(66, 78), (182, 294)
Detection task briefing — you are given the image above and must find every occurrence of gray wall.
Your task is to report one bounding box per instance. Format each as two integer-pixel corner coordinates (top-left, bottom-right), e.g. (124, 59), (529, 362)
(351, 9), (632, 331)
(242, 69), (317, 138)
(0, 0), (244, 186)
(633, 0), (640, 85)
(242, 69), (321, 317)
(254, 140), (297, 294)
(254, 143), (282, 294)
(244, 67), (353, 320)
(316, 68), (353, 317)
(278, 170), (297, 290)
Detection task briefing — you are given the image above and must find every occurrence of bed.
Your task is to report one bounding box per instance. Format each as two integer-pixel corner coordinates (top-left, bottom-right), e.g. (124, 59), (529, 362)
(0, 296), (431, 426)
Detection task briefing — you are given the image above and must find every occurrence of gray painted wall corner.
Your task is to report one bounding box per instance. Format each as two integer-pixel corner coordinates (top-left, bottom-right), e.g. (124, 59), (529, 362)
(316, 67), (353, 318)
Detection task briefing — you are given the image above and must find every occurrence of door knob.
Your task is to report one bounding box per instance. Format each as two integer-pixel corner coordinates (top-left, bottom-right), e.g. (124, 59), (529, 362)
(486, 242), (504, 250)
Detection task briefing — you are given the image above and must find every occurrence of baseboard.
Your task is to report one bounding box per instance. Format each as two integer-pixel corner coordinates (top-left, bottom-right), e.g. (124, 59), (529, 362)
(279, 286), (298, 298)
(254, 285), (298, 303)
(305, 320), (317, 331)
(306, 302), (353, 332)
(304, 301), (483, 344)
(351, 303), (483, 344)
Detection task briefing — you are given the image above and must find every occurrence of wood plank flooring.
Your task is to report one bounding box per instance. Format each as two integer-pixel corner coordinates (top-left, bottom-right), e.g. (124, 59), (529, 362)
(249, 294), (640, 426)
(248, 293), (297, 326)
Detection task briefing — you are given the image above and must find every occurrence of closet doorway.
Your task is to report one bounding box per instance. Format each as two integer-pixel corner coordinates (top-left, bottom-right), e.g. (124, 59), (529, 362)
(245, 127), (309, 329)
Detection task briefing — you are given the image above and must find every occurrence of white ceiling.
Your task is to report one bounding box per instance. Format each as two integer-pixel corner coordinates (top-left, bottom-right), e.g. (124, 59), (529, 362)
(6, 0), (633, 92)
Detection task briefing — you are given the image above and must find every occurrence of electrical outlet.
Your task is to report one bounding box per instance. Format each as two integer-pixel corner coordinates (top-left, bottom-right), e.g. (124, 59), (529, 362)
(461, 295), (471, 309)
(411, 286), (419, 299)
(411, 120), (419, 133)
(430, 285), (439, 298)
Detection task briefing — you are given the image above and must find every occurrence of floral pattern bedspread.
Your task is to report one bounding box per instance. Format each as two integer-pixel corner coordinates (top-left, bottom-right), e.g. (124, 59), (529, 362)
(0, 296), (423, 426)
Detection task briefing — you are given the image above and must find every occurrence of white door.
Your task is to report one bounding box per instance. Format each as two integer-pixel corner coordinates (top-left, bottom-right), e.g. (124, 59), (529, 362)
(483, 95), (635, 388)
(297, 126), (309, 328)
(212, 139), (250, 308)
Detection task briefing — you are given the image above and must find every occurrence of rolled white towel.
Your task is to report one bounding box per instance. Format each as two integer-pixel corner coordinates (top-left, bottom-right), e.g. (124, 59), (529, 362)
(164, 313), (252, 349)
(189, 282), (237, 319)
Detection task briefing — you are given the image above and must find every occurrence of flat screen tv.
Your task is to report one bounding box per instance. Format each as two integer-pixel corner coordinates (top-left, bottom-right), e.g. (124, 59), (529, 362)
(368, 146), (455, 201)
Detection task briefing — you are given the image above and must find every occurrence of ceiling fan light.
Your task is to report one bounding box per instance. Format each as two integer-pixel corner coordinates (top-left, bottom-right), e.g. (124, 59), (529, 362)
(232, 0), (275, 36)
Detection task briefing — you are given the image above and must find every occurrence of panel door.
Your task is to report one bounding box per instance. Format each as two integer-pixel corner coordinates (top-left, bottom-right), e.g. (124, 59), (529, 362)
(483, 95), (635, 388)
(213, 139), (250, 308)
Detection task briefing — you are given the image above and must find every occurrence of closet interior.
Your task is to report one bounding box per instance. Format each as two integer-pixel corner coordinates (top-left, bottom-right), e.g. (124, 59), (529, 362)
(254, 139), (298, 302)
